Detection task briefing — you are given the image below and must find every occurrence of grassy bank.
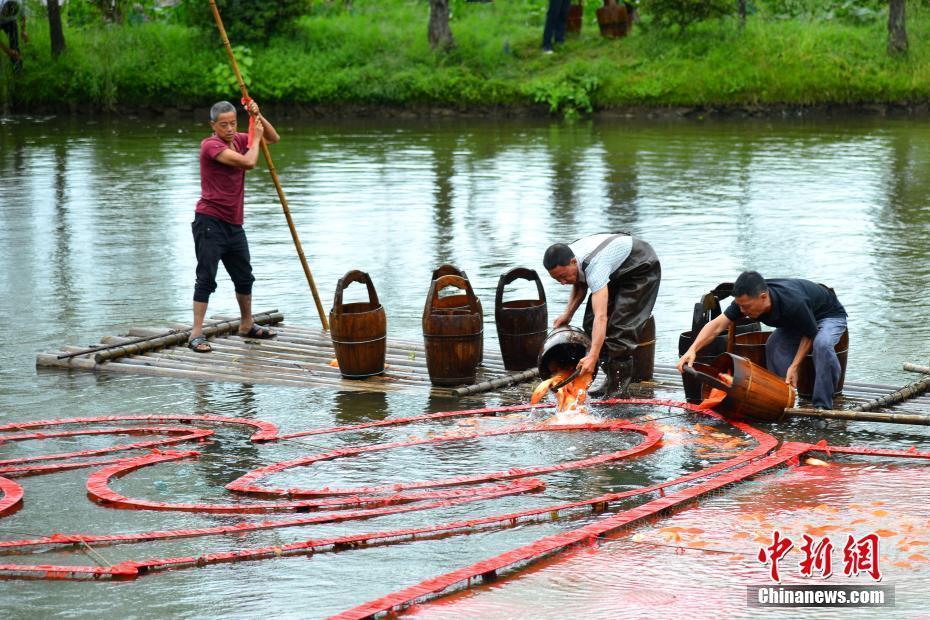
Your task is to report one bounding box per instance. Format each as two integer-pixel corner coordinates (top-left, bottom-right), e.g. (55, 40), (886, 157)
(3, 0), (929, 117)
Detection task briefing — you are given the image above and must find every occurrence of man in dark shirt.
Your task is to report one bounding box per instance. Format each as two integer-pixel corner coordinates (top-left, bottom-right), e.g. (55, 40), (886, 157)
(187, 99), (280, 353)
(676, 271), (847, 409)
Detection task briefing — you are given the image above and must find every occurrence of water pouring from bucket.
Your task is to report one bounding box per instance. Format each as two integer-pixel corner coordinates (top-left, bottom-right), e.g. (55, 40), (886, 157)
(531, 326), (600, 422)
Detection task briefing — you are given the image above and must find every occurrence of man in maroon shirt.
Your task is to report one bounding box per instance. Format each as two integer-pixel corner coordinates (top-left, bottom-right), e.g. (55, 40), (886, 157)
(188, 100), (280, 352)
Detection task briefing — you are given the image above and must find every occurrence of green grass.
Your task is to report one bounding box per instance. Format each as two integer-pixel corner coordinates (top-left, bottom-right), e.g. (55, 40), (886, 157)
(4, 0), (929, 116)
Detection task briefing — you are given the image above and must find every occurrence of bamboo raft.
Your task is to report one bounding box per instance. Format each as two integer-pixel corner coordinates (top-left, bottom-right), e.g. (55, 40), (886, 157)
(35, 310), (930, 414)
(35, 311), (541, 397)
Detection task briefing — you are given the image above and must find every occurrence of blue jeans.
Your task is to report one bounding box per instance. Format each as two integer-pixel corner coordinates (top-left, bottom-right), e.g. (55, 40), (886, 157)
(765, 317), (847, 409)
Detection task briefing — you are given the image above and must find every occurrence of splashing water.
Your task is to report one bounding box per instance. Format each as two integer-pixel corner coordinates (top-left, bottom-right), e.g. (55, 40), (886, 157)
(531, 369), (598, 424)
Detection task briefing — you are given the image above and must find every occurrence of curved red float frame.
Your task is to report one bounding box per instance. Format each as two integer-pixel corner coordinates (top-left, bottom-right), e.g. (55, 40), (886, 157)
(1, 397), (928, 620)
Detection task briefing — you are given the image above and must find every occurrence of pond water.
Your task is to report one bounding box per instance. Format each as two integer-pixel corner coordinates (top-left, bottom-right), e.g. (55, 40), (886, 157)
(1, 113), (929, 618)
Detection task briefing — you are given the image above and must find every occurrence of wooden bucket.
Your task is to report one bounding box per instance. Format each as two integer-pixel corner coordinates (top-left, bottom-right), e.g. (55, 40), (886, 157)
(631, 314), (655, 382)
(677, 285), (761, 403)
(495, 267), (548, 371)
(797, 328), (849, 398)
(537, 326), (592, 380)
(431, 264), (484, 363)
(686, 353), (796, 422)
(679, 329), (727, 403)
(423, 275), (484, 386)
(566, 2), (583, 34)
(596, 0), (629, 38)
(733, 330), (771, 368)
(329, 270), (387, 378)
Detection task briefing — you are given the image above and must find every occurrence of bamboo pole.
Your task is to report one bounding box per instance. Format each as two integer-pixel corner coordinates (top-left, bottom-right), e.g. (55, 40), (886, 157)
(783, 365), (930, 425)
(784, 408), (930, 425)
(454, 369), (540, 397)
(207, 0), (328, 331)
(93, 312), (282, 364)
(903, 363), (930, 374)
(40, 311), (281, 366)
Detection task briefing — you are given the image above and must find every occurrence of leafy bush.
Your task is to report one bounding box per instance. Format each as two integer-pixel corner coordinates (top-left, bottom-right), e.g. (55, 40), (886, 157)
(173, 0), (311, 43)
(530, 73), (600, 120)
(758, 0), (886, 22)
(640, 0), (736, 32)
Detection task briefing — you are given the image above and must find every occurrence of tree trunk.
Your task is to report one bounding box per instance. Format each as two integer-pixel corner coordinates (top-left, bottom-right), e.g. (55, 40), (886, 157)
(47, 0), (66, 58)
(888, 0), (907, 55)
(738, 0), (747, 28)
(428, 0), (455, 51)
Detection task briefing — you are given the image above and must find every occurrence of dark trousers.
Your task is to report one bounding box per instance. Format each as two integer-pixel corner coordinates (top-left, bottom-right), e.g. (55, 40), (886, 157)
(583, 239), (662, 361)
(542, 0), (571, 50)
(1, 21), (20, 72)
(191, 213), (255, 303)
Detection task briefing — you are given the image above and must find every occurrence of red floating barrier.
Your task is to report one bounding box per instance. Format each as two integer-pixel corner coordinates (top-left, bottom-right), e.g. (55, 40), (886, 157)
(0, 395), (926, 614)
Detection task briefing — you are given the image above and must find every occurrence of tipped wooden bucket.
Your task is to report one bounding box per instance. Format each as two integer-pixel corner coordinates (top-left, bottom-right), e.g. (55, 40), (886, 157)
(423, 275), (484, 386)
(686, 353), (796, 422)
(495, 267), (548, 371)
(537, 326), (593, 380)
(329, 270), (387, 378)
(678, 285), (761, 403)
(631, 314), (655, 382)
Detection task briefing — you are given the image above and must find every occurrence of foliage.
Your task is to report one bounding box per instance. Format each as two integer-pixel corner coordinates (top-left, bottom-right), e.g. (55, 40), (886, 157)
(172, 0), (311, 43)
(61, 0), (163, 26)
(639, 0), (737, 32)
(758, 0), (887, 23)
(530, 73), (600, 121)
(5, 0), (930, 118)
(211, 45), (252, 94)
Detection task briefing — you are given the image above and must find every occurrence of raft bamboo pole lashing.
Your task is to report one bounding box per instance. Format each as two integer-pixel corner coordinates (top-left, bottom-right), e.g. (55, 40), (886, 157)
(93, 312), (282, 364)
(208, 0), (328, 331)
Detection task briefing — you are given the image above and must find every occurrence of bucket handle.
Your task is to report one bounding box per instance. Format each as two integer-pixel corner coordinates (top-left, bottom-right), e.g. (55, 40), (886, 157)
(431, 264), (467, 282)
(333, 270), (379, 315)
(691, 290), (722, 334)
(495, 267), (546, 308)
(427, 274), (480, 315)
(682, 365), (732, 393)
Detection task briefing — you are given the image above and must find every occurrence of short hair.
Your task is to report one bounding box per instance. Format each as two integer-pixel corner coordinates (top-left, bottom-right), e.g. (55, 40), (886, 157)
(733, 271), (768, 298)
(210, 101), (236, 122)
(543, 244), (574, 270)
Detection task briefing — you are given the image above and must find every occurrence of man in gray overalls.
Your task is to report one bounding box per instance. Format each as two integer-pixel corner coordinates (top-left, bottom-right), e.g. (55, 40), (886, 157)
(544, 232), (662, 397)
